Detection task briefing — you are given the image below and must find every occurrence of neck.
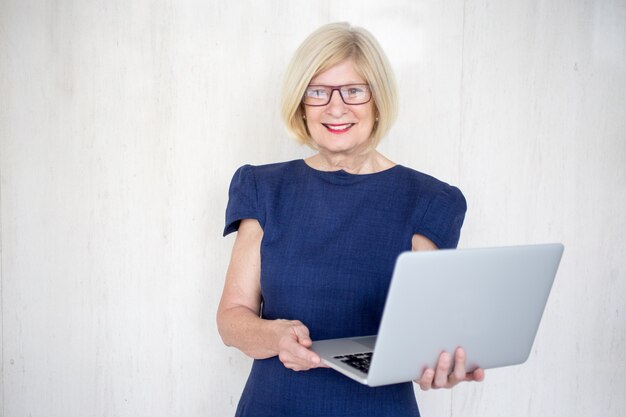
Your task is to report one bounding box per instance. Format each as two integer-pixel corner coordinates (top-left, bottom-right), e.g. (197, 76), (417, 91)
(305, 150), (394, 175)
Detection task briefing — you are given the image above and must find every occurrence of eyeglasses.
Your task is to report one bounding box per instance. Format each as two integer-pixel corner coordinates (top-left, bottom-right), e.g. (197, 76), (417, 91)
(302, 84), (372, 106)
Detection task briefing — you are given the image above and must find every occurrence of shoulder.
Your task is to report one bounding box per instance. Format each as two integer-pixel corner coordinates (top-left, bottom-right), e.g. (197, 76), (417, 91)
(232, 159), (303, 181)
(237, 159), (302, 174)
(393, 165), (465, 206)
(393, 166), (467, 248)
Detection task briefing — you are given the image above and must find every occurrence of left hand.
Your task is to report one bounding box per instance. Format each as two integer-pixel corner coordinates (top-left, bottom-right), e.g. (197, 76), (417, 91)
(416, 347), (485, 390)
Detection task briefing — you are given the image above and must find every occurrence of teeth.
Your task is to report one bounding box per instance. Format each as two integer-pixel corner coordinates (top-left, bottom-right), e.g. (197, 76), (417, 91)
(326, 124), (352, 131)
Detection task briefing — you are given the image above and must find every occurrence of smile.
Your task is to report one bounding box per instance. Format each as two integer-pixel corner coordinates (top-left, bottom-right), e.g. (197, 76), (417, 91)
(322, 123), (355, 134)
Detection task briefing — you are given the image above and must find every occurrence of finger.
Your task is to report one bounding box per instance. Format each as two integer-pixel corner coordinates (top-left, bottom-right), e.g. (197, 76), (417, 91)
(279, 339), (320, 370)
(418, 368), (434, 391)
(279, 350), (315, 370)
(467, 367), (485, 382)
(285, 354), (320, 370)
(294, 326), (313, 347)
(308, 351), (321, 365)
(317, 360), (330, 368)
(288, 321), (313, 347)
(451, 347), (467, 384)
(433, 352), (451, 388)
(291, 340), (320, 365)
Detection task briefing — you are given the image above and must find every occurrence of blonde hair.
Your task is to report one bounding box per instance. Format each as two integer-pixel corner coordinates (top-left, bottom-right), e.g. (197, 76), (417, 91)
(280, 22), (398, 149)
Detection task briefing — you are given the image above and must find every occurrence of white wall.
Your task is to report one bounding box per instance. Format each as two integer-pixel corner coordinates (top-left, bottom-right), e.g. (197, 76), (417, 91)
(1, 1), (624, 416)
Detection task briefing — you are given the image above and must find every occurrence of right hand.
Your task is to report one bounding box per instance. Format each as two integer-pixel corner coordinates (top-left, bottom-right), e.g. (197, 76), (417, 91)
(274, 319), (327, 371)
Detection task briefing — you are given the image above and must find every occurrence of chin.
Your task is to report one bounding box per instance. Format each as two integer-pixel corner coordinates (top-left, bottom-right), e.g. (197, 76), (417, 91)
(319, 144), (359, 154)
(318, 137), (367, 152)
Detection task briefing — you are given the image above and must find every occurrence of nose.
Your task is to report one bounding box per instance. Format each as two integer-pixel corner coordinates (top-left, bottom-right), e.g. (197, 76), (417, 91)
(326, 89), (348, 117)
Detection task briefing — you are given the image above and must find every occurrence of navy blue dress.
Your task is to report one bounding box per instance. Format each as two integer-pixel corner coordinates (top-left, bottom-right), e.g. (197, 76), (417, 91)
(224, 159), (466, 417)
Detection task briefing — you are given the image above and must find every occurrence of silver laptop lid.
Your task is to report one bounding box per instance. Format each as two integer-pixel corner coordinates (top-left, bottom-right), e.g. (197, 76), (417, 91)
(367, 243), (564, 386)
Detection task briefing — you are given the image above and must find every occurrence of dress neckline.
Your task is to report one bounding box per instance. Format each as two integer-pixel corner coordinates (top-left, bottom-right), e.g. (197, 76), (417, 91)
(299, 159), (401, 184)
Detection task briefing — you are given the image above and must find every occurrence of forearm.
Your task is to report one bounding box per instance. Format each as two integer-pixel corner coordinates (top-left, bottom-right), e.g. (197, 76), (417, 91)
(217, 305), (283, 359)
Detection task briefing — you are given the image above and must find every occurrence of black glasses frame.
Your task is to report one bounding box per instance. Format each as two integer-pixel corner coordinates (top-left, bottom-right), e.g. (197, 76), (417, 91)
(302, 84), (372, 106)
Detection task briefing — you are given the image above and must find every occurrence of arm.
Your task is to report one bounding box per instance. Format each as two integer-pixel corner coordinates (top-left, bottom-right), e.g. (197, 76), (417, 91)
(411, 233), (438, 251)
(411, 233), (485, 390)
(216, 218), (324, 370)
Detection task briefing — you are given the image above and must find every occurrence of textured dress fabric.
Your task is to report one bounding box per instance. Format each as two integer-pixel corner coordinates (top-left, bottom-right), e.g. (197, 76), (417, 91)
(223, 159), (466, 417)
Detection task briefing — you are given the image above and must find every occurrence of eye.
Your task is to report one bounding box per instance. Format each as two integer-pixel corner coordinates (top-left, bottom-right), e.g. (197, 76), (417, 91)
(306, 87), (329, 98)
(345, 86), (366, 97)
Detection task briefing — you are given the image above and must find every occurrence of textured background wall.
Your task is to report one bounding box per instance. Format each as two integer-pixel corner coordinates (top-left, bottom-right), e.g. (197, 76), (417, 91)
(1, 1), (624, 416)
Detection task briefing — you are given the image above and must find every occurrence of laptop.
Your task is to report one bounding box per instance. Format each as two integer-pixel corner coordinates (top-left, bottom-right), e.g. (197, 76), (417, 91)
(311, 243), (564, 387)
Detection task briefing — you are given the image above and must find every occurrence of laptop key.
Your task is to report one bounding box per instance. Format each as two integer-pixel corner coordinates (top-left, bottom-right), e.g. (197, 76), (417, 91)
(334, 352), (373, 373)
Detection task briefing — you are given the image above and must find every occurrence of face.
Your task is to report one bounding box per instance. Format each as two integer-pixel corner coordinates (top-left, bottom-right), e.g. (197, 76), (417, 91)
(303, 59), (376, 155)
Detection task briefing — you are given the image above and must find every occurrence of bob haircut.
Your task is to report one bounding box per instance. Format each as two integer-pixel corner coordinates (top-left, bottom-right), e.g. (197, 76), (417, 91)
(280, 22), (398, 149)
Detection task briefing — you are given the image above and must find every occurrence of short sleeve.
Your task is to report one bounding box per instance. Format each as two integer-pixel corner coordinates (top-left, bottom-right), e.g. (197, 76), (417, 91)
(223, 165), (261, 236)
(414, 185), (467, 249)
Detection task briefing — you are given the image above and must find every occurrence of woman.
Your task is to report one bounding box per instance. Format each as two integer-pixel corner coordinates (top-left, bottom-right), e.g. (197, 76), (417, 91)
(217, 22), (484, 417)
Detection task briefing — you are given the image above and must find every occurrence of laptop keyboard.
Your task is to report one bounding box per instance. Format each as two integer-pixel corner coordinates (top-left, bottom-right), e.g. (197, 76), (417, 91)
(334, 352), (372, 374)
